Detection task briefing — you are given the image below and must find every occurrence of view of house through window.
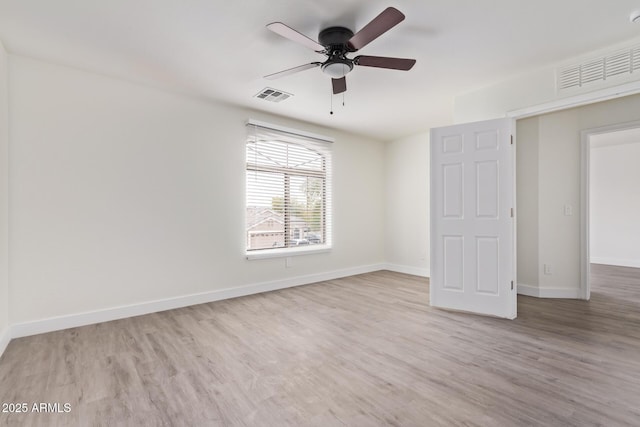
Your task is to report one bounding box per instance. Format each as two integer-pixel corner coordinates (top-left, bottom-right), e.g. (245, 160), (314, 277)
(246, 123), (332, 253)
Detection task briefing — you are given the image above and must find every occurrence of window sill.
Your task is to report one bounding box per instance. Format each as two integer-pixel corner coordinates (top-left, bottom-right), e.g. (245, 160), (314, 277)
(246, 245), (332, 260)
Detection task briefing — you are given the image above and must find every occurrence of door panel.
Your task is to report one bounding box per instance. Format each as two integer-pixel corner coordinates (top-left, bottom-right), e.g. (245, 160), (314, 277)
(476, 160), (498, 218)
(430, 118), (516, 319)
(476, 237), (499, 294)
(443, 236), (464, 290)
(443, 163), (463, 218)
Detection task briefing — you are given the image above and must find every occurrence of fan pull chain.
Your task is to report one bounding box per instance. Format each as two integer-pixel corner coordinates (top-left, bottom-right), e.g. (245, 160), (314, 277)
(330, 90), (333, 115)
(329, 89), (345, 115)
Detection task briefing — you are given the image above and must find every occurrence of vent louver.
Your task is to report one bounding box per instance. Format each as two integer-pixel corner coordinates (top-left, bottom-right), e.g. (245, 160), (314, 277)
(254, 88), (293, 102)
(557, 44), (640, 91)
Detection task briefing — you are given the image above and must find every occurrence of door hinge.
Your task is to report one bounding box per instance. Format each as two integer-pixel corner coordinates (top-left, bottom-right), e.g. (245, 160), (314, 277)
(510, 208), (514, 217)
(511, 280), (514, 290)
(510, 135), (514, 145)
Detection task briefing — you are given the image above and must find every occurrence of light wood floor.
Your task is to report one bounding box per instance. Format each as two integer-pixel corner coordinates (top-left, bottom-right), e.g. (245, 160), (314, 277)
(1, 265), (640, 426)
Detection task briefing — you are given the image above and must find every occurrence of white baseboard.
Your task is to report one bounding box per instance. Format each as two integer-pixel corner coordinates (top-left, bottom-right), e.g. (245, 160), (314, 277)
(0, 326), (10, 360)
(11, 263), (386, 339)
(384, 263), (430, 278)
(517, 283), (582, 299)
(591, 257), (640, 269)
(517, 283), (541, 297)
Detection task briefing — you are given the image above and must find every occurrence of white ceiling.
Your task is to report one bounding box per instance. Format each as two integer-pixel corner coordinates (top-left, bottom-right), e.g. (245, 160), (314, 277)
(1, 0), (640, 140)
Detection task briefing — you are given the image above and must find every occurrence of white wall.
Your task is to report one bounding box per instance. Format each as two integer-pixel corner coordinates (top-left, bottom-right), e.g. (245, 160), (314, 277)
(454, 67), (556, 123)
(515, 117), (539, 289)
(535, 109), (582, 293)
(512, 94), (640, 295)
(8, 55), (386, 325)
(0, 42), (9, 345)
(590, 141), (640, 268)
(453, 37), (640, 124)
(384, 132), (430, 277)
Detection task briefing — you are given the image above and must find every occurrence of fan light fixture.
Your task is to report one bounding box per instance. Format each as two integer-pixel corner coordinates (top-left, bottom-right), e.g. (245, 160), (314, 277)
(321, 61), (353, 78)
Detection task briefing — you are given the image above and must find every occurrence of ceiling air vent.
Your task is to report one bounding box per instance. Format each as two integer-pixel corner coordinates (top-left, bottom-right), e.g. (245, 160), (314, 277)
(557, 44), (640, 92)
(254, 88), (293, 103)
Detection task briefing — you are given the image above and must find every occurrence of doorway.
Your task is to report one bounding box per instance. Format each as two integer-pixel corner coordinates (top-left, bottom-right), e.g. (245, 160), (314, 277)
(581, 121), (640, 299)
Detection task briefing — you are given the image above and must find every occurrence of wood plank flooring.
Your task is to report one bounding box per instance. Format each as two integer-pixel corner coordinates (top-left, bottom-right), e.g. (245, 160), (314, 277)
(1, 266), (640, 426)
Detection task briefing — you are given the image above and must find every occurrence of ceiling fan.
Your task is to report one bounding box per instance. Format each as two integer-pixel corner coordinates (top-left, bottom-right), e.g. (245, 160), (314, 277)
(265, 7), (416, 95)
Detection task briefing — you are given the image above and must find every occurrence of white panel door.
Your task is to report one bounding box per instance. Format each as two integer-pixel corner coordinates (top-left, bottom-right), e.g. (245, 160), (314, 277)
(430, 118), (516, 319)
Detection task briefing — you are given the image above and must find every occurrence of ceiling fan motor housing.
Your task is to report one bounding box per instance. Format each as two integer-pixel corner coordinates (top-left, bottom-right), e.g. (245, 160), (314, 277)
(318, 26), (355, 78)
(318, 26), (354, 47)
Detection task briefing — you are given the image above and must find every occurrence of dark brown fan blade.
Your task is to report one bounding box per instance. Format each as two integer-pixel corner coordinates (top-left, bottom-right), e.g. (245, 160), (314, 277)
(347, 7), (405, 51)
(332, 77), (347, 94)
(264, 62), (322, 80)
(267, 22), (325, 52)
(354, 55), (416, 70)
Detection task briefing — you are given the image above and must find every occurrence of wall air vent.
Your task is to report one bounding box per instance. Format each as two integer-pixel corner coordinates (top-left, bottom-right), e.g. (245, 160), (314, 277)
(557, 44), (640, 92)
(254, 88), (293, 103)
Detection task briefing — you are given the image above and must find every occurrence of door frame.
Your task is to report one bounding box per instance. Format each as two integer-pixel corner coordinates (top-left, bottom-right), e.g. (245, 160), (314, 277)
(506, 80), (640, 120)
(580, 119), (640, 300)
(504, 84), (640, 301)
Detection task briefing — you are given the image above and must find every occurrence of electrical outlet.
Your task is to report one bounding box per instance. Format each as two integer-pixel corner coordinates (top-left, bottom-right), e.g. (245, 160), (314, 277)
(544, 264), (553, 275)
(285, 257), (293, 268)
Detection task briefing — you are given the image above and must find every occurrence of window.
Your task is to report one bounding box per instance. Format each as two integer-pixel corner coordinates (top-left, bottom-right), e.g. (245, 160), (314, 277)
(246, 121), (332, 257)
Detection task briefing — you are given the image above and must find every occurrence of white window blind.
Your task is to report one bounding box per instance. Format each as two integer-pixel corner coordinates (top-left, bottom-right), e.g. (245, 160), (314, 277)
(245, 121), (332, 257)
